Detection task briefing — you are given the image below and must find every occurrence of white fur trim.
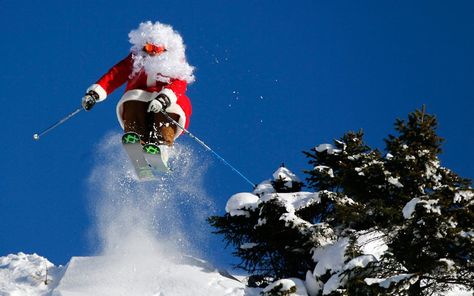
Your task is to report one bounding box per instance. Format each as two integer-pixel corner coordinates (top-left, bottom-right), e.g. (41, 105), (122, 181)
(157, 88), (178, 105)
(146, 75), (156, 87)
(116, 89), (186, 140)
(87, 84), (107, 101)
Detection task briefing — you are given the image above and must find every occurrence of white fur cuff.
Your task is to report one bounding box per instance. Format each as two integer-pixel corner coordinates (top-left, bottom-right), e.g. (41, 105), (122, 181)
(87, 84), (107, 102)
(157, 88), (178, 105)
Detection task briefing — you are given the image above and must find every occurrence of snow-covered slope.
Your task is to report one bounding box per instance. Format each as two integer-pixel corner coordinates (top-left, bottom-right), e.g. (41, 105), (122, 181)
(0, 252), (260, 296)
(52, 255), (249, 296)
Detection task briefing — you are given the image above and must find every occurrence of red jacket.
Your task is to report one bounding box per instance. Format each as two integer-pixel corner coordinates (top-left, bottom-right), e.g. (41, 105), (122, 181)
(89, 53), (192, 129)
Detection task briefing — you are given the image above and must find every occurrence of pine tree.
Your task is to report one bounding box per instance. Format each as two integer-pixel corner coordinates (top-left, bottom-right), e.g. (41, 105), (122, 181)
(209, 107), (473, 295)
(381, 107), (473, 295)
(208, 165), (324, 285)
(302, 107), (473, 295)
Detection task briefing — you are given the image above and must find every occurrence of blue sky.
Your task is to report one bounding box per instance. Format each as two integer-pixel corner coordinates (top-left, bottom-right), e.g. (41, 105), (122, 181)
(1, 0), (473, 268)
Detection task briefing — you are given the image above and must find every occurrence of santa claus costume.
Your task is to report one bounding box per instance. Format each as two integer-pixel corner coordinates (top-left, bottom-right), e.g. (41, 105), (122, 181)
(82, 21), (195, 164)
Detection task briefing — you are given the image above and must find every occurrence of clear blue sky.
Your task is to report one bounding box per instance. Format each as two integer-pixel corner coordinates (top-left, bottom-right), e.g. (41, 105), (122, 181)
(0, 0), (473, 267)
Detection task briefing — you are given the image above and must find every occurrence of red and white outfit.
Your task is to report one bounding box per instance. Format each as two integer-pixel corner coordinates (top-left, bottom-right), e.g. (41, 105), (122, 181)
(87, 53), (192, 139)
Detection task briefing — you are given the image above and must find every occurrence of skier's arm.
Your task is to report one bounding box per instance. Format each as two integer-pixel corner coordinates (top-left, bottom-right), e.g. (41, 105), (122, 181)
(86, 54), (133, 102)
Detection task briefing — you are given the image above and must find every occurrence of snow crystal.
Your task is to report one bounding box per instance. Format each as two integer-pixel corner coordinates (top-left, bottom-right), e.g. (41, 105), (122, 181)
(225, 193), (259, 216)
(315, 144), (342, 155)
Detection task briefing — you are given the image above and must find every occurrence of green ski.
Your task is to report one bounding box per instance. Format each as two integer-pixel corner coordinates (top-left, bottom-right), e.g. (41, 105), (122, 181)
(121, 132), (155, 181)
(143, 143), (171, 173)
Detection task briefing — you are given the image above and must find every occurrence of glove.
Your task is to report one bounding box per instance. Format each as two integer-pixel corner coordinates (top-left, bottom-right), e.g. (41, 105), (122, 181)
(147, 93), (171, 113)
(82, 90), (99, 111)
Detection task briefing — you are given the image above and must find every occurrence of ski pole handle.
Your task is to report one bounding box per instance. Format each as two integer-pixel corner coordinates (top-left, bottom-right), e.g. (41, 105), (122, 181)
(33, 106), (83, 141)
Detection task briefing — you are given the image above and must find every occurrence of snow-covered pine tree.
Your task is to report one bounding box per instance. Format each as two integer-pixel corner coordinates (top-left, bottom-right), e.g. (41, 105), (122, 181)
(208, 165), (325, 286)
(379, 107), (474, 295)
(303, 107), (473, 295)
(209, 107), (473, 295)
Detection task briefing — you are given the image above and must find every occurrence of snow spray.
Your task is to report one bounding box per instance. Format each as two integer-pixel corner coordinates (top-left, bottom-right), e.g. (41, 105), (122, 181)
(85, 133), (216, 277)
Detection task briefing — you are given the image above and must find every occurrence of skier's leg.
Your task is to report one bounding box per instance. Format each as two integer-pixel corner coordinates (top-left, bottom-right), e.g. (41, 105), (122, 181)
(122, 101), (150, 143)
(152, 112), (180, 146)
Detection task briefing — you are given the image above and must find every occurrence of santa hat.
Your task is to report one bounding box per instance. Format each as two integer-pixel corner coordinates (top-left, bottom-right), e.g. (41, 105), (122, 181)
(128, 21), (195, 84)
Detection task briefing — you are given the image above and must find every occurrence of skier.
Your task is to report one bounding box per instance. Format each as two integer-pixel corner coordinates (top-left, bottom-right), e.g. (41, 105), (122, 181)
(81, 21), (195, 171)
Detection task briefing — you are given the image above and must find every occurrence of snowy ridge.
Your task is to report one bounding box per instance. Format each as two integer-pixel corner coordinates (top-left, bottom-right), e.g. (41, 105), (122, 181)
(0, 253), (259, 296)
(0, 253), (63, 296)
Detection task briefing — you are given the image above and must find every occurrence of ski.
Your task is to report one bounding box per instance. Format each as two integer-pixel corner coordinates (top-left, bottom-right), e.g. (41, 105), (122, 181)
(143, 143), (170, 173)
(122, 132), (155, 181)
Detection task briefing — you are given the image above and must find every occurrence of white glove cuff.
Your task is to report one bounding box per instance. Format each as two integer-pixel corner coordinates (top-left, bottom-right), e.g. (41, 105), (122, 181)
(87, 84), (107, 102)
(156, 88), (177, 105)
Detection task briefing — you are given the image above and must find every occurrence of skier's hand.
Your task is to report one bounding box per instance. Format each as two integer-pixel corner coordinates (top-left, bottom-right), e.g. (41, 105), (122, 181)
(82, 91), (99, 111)
(147, 94), (171, 113)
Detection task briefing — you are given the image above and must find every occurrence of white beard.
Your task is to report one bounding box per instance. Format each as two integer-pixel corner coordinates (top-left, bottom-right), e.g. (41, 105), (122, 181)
(130, 50), (194, 84)
(128, 21), (195, 84)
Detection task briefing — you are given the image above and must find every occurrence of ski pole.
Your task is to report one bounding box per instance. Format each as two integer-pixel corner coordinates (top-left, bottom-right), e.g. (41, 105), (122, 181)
(160, 110), (256, 188)
(33, 106), (83, 141)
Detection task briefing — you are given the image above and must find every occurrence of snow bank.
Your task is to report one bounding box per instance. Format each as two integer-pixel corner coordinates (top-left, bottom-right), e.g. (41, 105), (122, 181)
(226, 193), (259, 216)
(53, 255), (246, 296)
(0, 253), (63, 296)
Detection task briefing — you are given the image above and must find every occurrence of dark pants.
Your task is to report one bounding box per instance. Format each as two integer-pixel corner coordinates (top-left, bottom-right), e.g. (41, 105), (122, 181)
(122, 100), (180, 146)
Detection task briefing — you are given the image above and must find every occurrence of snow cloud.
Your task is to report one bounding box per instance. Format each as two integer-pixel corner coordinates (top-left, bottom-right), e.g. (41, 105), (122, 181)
(86, 132), (215, 266)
